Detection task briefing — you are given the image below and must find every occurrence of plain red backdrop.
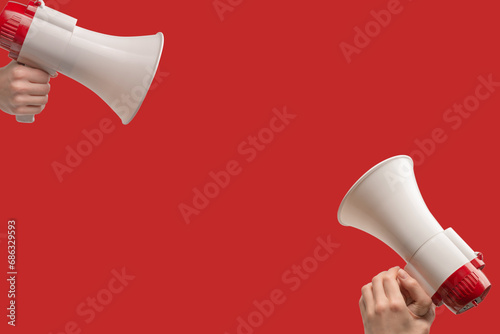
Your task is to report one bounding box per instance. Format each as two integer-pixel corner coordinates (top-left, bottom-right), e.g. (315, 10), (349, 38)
(0, 0), (498, 333)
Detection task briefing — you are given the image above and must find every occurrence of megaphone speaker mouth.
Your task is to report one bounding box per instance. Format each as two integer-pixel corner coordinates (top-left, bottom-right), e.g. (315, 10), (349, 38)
(337, 155), (413, 226)
(116, 32), (165, 125)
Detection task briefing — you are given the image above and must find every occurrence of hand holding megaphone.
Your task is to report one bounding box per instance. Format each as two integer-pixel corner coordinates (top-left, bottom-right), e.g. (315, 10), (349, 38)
(0, 60), (55, 123)
(0, 0), (164, 124)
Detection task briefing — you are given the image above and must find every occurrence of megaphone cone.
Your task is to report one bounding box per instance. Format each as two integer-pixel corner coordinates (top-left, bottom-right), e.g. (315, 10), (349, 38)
(338, 155), (491, 314)
(0, 0), (164, 124)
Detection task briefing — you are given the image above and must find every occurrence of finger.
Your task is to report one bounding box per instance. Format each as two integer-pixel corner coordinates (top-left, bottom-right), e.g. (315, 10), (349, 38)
(13, 105), (44, 115)
(24, 83), (50, 96)
(25, 67), (51, 84)
(383, 267), (405, 302)
(359, 295), (366, 317)
(398, 269), (433, 317)
(372, 271), (389, 306)
(360, 283), (374, 315)
(15, 95), (48, 107)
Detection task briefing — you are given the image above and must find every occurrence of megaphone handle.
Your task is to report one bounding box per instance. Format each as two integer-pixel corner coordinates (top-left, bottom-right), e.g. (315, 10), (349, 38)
(13, 61), (46, 124)
(16, 114), (35, 123)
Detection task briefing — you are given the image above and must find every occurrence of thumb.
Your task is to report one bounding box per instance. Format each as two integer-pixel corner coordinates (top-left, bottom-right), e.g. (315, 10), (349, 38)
(397, 269), (434, 317)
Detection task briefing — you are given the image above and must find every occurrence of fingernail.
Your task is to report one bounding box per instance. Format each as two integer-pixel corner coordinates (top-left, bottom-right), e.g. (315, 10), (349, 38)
(398, 269), (408, 279)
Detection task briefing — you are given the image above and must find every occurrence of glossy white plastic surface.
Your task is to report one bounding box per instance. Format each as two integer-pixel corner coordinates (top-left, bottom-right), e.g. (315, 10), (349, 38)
(338, 155), (476, 296)
(16, 3), (164, 124)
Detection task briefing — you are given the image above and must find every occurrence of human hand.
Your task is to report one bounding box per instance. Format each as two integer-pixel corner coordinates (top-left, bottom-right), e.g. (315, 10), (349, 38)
(359, 267), (436, 334)
(0, 61), (53, 118)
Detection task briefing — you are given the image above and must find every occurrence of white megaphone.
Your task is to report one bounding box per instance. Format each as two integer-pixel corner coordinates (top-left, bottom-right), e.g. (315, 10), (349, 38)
(0, 0), (164, 124)
(338, 155), (491, 314)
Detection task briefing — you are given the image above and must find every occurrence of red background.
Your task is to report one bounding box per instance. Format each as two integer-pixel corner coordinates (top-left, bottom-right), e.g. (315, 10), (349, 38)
(0, 0), (498, 333)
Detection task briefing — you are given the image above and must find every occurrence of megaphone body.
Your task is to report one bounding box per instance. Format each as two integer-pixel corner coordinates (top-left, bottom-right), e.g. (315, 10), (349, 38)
(338, 155), (491, 314)
(0, 0), (164, 124)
